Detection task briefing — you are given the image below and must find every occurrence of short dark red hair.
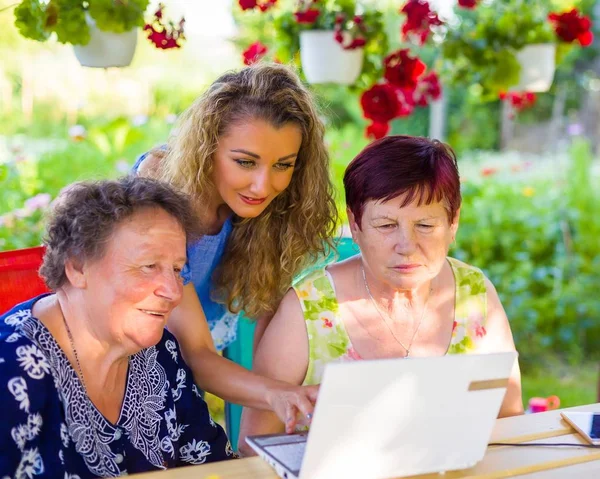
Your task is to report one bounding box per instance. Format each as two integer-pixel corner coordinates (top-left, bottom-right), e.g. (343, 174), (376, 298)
(344, 135), (461, 229)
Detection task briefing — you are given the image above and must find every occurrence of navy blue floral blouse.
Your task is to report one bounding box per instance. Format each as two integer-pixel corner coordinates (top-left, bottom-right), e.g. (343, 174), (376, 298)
(0, 295), (235, 478)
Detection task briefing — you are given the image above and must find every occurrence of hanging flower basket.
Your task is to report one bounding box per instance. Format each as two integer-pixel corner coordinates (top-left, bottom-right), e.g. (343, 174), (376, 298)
(511, 43), (556, 93)
(299, 30), (364, 85)
(73, 16), (138, 68)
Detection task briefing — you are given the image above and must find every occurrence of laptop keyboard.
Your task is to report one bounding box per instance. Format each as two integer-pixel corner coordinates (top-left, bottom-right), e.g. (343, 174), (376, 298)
(265, 441), (307, 473)
(254, 434), (308, 446)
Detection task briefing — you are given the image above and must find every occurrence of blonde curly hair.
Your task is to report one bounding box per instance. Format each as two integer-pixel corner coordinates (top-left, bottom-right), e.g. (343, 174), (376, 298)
(156, 63), (338, 317)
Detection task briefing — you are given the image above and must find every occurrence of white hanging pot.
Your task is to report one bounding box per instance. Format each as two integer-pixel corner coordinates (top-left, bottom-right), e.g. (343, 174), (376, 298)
(73, 15), (138, 68)
(299, 30), (364, 85)
(512, 43), (556, 92)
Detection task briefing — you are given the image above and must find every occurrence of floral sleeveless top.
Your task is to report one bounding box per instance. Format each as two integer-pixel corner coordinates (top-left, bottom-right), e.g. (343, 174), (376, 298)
(294, 257), (488, 386)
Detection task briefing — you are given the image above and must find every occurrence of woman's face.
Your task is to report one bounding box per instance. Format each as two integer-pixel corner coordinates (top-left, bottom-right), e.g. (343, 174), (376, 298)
(81, 207), (187, 352)
(212, 119), (302, 218)
(350, 194), (459, 291)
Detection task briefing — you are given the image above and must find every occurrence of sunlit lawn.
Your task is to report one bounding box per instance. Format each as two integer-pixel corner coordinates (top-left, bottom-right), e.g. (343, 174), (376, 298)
(521, 360), (598, 409)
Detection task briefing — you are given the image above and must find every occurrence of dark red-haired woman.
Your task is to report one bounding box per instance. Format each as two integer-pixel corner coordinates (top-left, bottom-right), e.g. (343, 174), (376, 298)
(239, 136), (523, 454)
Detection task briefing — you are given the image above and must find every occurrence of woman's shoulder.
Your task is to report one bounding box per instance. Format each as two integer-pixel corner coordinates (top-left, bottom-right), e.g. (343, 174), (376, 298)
(0, 294), (51, 340)
(133, 145), (168, 177)
(448, 257), (487, 290)
(447, 256), (485, 275)
(0, 318), (57, 418)
(292, 267), (334, 298)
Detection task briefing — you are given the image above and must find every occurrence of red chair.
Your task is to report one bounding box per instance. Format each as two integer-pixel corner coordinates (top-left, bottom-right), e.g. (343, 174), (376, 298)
(0, 246), (50, 314)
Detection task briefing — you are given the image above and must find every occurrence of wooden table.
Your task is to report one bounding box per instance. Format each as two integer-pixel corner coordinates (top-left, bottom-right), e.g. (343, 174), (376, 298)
(135, 403), (600, 479)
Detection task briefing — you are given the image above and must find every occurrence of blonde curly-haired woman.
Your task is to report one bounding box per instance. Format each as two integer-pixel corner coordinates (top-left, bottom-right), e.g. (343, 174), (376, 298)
(134, 63), (338, 433)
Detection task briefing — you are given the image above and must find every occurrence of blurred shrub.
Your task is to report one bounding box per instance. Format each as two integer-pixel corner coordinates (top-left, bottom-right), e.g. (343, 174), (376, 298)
(0, 116), (171, 250)
(453, 138), (600, 366)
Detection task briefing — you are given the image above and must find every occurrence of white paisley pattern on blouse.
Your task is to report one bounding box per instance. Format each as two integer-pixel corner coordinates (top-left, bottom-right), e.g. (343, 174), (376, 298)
(15, 447), (44, 478)
(179, 439), (211, 465)
(8, 376), (30, 412)
(18, 316), (169, 477)
(4, 309), (32, 327)
(11, 413), (43, 451)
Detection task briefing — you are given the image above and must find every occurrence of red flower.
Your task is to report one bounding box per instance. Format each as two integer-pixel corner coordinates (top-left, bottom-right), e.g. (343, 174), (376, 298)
(458, 0), (479, 9)
(366, 122), (390, 140)
(258, 0), (277, 12)
(239, 0), (257, 10)
(334, 13), (368, 50)
(413, 71), (442, 107)
(500, 91), (537, 112)
(395, 88), (416, 117)
(400, 0), (443, 45)
(383, 49), (427, 90)
(481, 167), (498, 177)
(239, 0), (276, 11)
(242, 41), (268, 65)
(360, 83), (401, 124)
(294, 8), (320, 24)
(144, 4), (185, 50)
(322, 318), (333, 328)
(549, 8), (594, 47)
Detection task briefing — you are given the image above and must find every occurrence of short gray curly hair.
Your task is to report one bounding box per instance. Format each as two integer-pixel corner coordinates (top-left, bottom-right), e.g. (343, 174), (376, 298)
(40, 176), (198, 290)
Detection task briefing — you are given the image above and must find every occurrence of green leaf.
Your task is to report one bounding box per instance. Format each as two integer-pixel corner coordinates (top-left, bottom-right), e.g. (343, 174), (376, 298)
(88, 0), (149, 33)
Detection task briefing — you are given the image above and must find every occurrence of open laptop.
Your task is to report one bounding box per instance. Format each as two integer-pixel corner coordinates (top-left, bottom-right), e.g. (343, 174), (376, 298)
(247, 352), (517, 479)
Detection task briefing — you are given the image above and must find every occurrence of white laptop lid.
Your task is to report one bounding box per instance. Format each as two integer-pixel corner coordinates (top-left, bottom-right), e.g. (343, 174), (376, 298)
(300, 352), (517, 479)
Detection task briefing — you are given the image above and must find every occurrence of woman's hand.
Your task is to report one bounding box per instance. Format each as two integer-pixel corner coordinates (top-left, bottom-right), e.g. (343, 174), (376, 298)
(264, 382), (320, 433)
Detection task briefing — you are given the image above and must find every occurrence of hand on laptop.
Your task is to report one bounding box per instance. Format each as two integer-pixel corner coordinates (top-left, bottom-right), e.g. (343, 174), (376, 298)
(264, 382), (320, 433)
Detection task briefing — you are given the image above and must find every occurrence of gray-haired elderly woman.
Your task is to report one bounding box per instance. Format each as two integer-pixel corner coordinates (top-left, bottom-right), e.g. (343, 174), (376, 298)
(0, 177), (235, 478)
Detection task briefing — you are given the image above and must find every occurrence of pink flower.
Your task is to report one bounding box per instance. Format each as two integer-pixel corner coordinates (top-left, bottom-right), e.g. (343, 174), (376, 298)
(24, 193), (52, 212)
(341, 347), (362, 361)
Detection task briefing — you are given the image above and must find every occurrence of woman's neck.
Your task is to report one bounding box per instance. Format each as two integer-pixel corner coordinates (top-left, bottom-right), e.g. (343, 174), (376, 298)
(195, 193), (233, 235)
(361, 265), (435, 316)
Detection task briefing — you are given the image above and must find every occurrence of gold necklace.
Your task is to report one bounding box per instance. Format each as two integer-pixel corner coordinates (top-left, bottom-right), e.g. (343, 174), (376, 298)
(361, 265), (432, 358)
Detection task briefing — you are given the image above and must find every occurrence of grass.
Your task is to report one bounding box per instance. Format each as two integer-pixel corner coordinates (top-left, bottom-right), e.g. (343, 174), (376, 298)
(521, 360), (598, 410)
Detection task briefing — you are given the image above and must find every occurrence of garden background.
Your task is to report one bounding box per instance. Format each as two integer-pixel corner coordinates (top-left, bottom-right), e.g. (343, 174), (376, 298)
(1, 0), (599, 421)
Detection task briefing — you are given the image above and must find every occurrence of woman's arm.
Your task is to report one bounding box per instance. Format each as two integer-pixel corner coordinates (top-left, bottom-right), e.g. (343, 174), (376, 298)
(238, 289), (311, 456)
(480, 277), (524, 418)
(168, 284), (317, 431)
(253, 312), (273, 354)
